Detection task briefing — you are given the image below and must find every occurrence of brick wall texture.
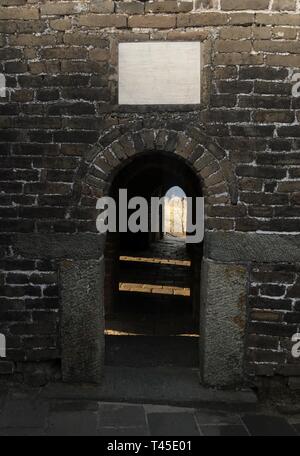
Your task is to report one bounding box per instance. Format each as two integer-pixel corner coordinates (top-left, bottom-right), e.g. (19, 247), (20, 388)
(0, 0), (300, 387)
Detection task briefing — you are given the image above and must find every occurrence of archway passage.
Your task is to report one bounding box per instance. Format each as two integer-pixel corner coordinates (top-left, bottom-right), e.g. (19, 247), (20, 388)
(60, 128), (245, 387)
(104, 152), (203, 369)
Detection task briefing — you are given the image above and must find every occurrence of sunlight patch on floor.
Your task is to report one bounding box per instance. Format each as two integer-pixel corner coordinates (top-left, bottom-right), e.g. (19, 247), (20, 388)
(105, 328), (199, 337)
(120, 255), (191, 267)
(119, 282), (191, 296)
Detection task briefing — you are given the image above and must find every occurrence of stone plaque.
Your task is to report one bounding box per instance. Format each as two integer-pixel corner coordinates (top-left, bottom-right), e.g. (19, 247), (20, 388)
(118, 42), (201, 105)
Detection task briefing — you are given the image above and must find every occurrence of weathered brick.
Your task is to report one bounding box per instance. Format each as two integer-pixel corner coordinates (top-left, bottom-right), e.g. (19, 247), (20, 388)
(177, 12), (228, 27)
(271, 0), (296, 11)
(116, 1), (144, 14)
(194, 0), (215, 7)
(166, 29), (209, 40)
(215, 52), (264, 65)
(250, 311), (283, 323)
(237, 165), (286, 179)
(60, 60), (107, 73)
(63, 32), (108, 47)
(129, 14), (176, 28)
(0, 361), (14, 374)
(266, 54), (300, 67)
(88, 48), (109, 61)
(145, 1), (193, 13)
(277, 126), (300, 138)
(0, 48), (22, 60)
(217, 80), (253, 94)
(29, 61), (60, 75)
(11, 89), (33, 102)
(16, 20), (47, 34)
(41, 47), (87, 60)
(248, 348), (286, 364)
(260, 284), (286, 297)
(40, 2), (86, 16)
(53, 130), (98, 143)
(221, 0), (269, 10)
(239, 95), (290, 109)
(5, 62), (27, 73)
(252, 27), (272, 39)
(214, 66), (238, 79)
(78, 14), (127, 28)
(0, 0), (26, 5)
(0, 6), (39, 20)
(62, 87), (110, 101)
(46, 102), (95, 116)
(228, 12), (255, 25)
(272, 26), (297, 40)
(49, 18), (72, 31)
(277, 181), (300, 192)
(239, 66), (289, 80)
(89, 0), (114, 13)
(9, 34), (56, 46)
(253, 111), (294, 123)
(0, 21), (17, 33)
(211, 94), (237, 107)
(254, 81), (291, 96)
(248, 334), (279, 350)
(219, 26), (252, 39)
(216, 39), (252, 52)
(254, 40), (300, 53)
(256, 12), (300, 26)
(36, 89), (60, 102)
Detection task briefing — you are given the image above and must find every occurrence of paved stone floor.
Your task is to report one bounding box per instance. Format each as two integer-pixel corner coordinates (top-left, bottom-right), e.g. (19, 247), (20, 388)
(0, 388), (299, 436)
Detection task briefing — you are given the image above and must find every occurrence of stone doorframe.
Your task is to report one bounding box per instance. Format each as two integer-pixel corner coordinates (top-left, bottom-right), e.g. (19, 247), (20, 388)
(58, 251), (248, 387)
(58, 124), (249, 387)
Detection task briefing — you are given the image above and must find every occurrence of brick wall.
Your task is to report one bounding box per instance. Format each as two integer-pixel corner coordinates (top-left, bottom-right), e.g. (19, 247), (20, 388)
(0, 0), (300, 386)
(248, 264), (300, 388)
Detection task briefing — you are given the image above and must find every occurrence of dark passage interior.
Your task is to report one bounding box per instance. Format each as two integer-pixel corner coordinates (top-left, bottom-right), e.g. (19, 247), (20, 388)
(104, 152), (203, 369)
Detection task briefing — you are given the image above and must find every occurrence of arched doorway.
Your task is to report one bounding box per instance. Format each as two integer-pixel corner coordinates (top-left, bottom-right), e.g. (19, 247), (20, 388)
(104, 152), (203, 370)
(60, 126), (247, 388)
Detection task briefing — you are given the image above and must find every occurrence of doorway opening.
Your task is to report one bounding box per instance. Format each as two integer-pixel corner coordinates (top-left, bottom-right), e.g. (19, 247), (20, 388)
(164, 186), (187, 238)
(104, 152), (203, 370)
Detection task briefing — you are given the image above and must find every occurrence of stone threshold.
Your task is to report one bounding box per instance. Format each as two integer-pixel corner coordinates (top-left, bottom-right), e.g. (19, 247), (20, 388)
(41, 366), (257, 412)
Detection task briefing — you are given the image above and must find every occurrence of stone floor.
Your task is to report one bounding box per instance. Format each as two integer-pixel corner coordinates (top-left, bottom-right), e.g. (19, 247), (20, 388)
(120, 234), (191, 263)
(0, 390), (299, 436)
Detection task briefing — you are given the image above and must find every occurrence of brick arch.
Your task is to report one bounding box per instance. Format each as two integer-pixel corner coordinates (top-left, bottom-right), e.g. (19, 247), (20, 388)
(80, 126), (237, 205)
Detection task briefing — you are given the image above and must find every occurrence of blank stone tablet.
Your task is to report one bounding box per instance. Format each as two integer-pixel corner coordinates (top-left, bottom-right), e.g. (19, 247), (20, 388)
(118, 42), (201, 105)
